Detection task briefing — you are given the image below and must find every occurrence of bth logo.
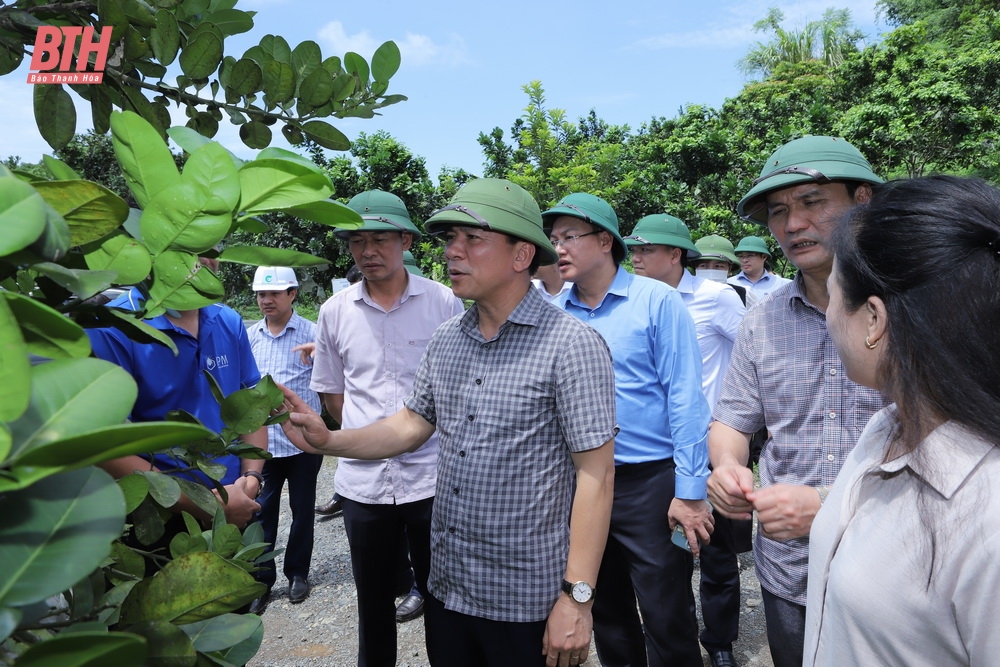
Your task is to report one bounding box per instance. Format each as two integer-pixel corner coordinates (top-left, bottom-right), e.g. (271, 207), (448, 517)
(27, 26), (111, 85)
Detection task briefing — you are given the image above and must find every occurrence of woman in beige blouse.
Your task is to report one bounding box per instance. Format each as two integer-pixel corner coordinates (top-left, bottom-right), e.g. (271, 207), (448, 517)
(805, 175), (1000, 666)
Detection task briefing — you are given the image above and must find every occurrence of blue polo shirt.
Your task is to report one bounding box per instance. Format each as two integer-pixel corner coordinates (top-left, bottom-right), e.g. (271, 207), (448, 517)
(558, 267), (710, 499)
(87, 289), (261, 486)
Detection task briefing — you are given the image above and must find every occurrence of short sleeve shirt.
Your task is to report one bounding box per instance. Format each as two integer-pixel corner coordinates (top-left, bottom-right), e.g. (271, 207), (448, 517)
(310, 275), (464, 504)
(404, 287), (617, 623)
(247, 310), (320, 458)
(86, 289), (261, 486)
(713, 275), (885, 605)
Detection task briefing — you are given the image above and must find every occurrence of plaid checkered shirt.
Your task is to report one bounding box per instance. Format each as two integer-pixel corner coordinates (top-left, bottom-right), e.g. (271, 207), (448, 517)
(713, 274), (886, 606)
(405, 286), (617, 622)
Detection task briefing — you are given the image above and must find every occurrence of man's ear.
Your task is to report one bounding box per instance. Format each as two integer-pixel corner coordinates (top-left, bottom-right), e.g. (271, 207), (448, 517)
(401, 232), (414, 251)
(513, 241), (536, 273)
(853, 183), (874, 205)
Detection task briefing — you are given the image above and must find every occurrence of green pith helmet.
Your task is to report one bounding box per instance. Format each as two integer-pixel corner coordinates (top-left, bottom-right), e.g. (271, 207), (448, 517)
(424, 178), (557, 265)
(734, 236), (772, 258)
(624, 214), (701, 257)
(336, 189), (423, 239)
(402, 250), (424, 277)
(694, 235), (739, 266)
(541, 193), (627, 263)
(738, 135), (884, 225)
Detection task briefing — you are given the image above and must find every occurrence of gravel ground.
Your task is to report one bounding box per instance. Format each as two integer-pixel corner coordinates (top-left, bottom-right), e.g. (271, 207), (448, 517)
(250, 458), (774, 667)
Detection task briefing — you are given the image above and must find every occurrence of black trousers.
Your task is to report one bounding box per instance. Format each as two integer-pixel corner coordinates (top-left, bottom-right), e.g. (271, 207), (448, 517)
(698, 511), (748, 652)
(424, 592), (547, 667)
(592, 459), (703, 667)
(257, 452), (323, 587)
(342, 496), (433, 667)
(761, 587), (806, 667)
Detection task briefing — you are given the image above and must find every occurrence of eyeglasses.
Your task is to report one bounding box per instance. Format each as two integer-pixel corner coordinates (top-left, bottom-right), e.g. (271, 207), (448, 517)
(549, 231), (600, 249)
(751, 165), (831, 187)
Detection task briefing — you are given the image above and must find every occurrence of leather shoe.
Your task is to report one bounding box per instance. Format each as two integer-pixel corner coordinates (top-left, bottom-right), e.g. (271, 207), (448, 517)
(289, 576), (309, 604)
(708, 650), (738, 667)
(248, 589), (271, 615)
(314, 497), (343, 517)
(395, 593), (424, 622)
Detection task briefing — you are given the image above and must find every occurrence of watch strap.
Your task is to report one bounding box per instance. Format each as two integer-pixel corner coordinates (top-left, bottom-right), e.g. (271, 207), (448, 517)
(241, 470), (264, 498)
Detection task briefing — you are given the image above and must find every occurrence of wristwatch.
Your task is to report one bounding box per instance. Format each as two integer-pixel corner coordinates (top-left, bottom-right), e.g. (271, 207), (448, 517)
(242, 470), (265, 498)
(562, 579), (595, 603)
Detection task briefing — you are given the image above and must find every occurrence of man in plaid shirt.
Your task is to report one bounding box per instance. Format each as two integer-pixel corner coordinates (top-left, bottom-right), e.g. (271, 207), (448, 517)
(280, 178), (617, 667)
(708, 136), (886, 667)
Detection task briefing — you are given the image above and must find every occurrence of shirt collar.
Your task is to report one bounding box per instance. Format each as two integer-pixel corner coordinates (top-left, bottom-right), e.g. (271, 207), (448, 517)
(785, 271), (823, 314)
(356, 272), (426, 311)
(459, 286), (545, 341)
(565, 265), (632, 309)
(252, 309), (301, 336)
(877, 419), (995, 500)
(676, 270), (696, 295)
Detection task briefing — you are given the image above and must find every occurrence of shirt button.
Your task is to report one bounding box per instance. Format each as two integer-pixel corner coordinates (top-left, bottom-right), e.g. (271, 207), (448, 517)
(589, 312), (595, 318)
(448, 527), (456, 533)
(827, 454), (835, 462)
(459, 450), (466, 457)
(829, 368), (837, 375)
(467, 415), (475, 421)
(475, 378), (482, 385)
(453, 487), (460, 494)
(386, 342), (391, 347)
(828, 411), (836, 419)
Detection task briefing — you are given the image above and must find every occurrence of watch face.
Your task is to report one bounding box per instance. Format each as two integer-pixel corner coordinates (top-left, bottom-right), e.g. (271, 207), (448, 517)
(572, 582), (592, 603)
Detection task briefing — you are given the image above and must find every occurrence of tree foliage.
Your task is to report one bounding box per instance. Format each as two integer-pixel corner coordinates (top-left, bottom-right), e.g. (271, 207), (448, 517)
(0, 0), (406, 151)
(738, 7), (865, 78)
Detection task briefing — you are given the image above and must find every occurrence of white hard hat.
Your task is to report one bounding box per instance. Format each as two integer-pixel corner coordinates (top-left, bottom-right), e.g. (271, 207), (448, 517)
(252, 266), (299, 291)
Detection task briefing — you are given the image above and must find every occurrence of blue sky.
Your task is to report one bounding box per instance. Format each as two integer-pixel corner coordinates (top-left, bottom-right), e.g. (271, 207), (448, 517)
(2, 0), (885, 179)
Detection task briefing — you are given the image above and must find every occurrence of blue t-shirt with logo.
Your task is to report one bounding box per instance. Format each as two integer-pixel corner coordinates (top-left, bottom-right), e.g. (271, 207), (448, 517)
(86, 289), (261, 486)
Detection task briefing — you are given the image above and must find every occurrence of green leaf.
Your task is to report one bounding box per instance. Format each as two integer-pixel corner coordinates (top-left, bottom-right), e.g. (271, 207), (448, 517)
(1, 291), (91, 360)
(27, 203), (72, 261)
(74, 306), (178, 355)
(211, 523), (241, 558)
(7, 358), (137, 461)
(232, 216), (268, 233)
(218, 385), (275, 436)
(0, 297), (30, 424)
(170, 531), (209, 558)
(229, 58), (262, 96)
(10, 423), (215, 489)
(331, 72), (356, 102)
(257, 34), (291, 64)
(131, 496), (167, 546)
(0, 467), (125, 607)
(120, 551), (265, 624)
(83, 230), (153, 284)
(111, 110), (182, 209)
(181, 143), (241, 213)
(343, 51), (370, 82)
(118, 473), (150, 514)
(32, 181), (129, 245)
(0, 424), (11, 465)
(33, 84), (76, 150)
(0, 169), (48, 255)
(281, 198), (363, 229)
(301, 119), (351, 151)
(142, 470), (182, 508)
(180, 31), (223, 79)
(175, 477), (222, 517)
(90, 84), (113, 134)
(237, 159), (332, 214)
(146, 251), (225, 314)
(13, 631), (146, 667)
(0, 606), (20, 643)
(151, 9), (180, 65)
(140, 183), (232, 256)
(127, 620), (197, 666)
(205, 8), (254, 36)
(0, 42), (23, 76)
(291, 40), (321, 84)
(239, 121), (272, 150)
(299, 67), (334, 107)
(181, 613), (261, 652)
(42, 155), (80, 181)
(31, 262), (117, 301)
(262, 60), (295, 103)
(371, 41), (401, 81)
(375, 94), (408, 108)
(218, 245), (328, 267)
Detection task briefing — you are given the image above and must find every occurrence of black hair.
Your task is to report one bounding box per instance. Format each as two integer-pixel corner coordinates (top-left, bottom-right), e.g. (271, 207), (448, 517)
(833, 175), (1000, 457)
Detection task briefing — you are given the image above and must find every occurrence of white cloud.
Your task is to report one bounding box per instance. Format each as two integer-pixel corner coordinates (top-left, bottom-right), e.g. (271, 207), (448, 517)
(317, 21), (468, 67)
(631, 0), (883, 52)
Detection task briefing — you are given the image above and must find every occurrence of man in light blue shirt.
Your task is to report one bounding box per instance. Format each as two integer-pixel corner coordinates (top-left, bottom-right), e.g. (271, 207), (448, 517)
(544, 194), (713, 667)
(246, 266), (323, 613)
(728, 235), (791, 297)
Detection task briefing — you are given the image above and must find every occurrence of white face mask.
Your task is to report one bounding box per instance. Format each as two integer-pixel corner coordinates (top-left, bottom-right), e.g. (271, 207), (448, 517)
(696, 268), (730, 283)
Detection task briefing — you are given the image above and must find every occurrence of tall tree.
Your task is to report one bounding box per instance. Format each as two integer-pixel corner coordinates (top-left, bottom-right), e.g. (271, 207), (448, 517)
(738, 7), (865, 78)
